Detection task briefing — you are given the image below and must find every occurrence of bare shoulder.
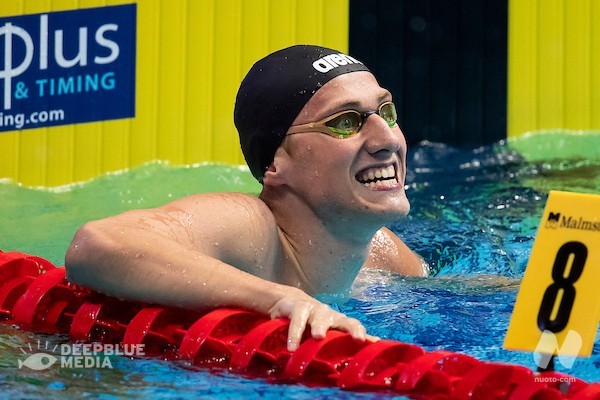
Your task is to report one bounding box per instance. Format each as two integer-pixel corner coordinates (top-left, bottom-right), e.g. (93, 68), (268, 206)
(167, 192), (276, 227)
(364, 227), (429, 276)
(162, 192), (280, 275)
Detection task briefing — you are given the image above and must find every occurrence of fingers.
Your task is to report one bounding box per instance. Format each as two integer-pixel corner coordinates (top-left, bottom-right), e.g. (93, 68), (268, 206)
(307, 303), (333, 339)
(287, 304), (371, 351)
(308, 303), (368, 342)
(268, 290), (373, 352)
(269, 299), (308, 351)
(328, 315), (367, 342)
(286, 305), (311, 351)
(367, 334), (381, 343)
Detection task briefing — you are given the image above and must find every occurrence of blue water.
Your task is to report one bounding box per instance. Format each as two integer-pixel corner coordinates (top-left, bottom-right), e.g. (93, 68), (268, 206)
(1, 135), (599, 398)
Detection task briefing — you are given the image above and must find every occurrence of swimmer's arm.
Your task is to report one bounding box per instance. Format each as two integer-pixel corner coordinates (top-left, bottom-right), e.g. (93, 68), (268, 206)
(65, 194), (369, 351)
(65, 208), (277, 309)
(364, 227), (429, 276)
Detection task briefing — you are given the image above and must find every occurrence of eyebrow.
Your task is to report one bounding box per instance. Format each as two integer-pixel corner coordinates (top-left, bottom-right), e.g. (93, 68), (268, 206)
(320, 91), (392, 118)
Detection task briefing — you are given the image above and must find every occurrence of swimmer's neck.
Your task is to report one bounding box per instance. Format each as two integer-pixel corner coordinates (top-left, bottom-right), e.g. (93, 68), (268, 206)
(260, 191), (379, 295)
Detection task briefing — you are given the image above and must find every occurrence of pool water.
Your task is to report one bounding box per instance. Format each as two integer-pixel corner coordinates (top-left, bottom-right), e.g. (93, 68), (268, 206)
(1, 132), (599, 398)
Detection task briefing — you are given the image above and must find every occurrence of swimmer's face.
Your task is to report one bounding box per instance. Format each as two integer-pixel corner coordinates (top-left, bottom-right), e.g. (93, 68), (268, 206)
(277, 71), (410, 223)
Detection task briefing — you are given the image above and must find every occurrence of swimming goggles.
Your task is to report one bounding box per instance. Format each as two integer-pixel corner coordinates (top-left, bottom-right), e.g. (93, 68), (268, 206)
(286, 101), (397, 139)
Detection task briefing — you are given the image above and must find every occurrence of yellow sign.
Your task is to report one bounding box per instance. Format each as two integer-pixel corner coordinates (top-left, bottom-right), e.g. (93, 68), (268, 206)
(504, 190), (600, 357)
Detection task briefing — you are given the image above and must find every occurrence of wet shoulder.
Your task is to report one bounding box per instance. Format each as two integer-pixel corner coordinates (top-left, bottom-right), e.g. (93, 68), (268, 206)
(365, 227), (428, 277)
(167, 192), (280, 277)
(169, 192), (272, 220)
(169, 192), (278, 237)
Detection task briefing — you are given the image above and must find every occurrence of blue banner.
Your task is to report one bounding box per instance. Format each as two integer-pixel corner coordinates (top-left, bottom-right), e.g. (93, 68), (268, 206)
(0, 4), (136, 132)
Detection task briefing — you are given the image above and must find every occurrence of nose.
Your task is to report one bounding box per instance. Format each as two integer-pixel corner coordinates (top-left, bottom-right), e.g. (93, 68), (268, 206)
(361, 114), (406, 158)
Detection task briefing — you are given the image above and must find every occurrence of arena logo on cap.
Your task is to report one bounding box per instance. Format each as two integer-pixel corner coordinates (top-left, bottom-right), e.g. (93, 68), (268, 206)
(312, 53), (363, 73)
(0, 4), (136, 133)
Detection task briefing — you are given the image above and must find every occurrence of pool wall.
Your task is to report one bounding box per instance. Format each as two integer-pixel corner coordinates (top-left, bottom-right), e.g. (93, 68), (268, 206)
(1, 0), (599, 187)
(0, 0), (349, 187)
(508, 0), (600, 139)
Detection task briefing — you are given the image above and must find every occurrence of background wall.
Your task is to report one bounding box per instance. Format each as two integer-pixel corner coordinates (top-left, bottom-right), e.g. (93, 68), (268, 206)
(349, 0), (508, 148)
(1, 0), (598, 187)
(0, 0), (349, 186)
(508, 0), (600, 137)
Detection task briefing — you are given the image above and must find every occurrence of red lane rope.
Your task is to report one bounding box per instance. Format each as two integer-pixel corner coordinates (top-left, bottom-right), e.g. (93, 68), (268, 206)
(1, 250), (598, 399)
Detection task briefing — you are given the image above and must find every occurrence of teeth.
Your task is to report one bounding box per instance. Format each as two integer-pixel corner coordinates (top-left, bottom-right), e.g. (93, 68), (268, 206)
(358, 165), (397, 185)
(363, 178), (398, 188)
(361, 166), (395, 182)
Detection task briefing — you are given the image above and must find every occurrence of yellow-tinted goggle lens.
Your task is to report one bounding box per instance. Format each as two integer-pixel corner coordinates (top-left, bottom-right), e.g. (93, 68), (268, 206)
(325, 112), (362, 138)
(379, 102), (397, 127)
(324, 102), (397, 138)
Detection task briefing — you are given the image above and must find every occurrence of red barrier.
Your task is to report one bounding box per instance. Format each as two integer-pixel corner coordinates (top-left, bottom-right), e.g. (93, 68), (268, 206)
(0, 251), (597, 399)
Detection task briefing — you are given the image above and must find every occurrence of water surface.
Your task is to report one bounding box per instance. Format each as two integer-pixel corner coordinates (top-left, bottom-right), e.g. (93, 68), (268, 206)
(1, 132), (599, 397)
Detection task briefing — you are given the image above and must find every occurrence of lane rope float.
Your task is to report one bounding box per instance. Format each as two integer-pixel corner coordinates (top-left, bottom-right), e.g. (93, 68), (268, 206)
(1, 250), (598, 399)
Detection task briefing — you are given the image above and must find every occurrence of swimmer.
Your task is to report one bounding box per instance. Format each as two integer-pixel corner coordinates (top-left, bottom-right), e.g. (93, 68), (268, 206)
(65, 45), (428, 351)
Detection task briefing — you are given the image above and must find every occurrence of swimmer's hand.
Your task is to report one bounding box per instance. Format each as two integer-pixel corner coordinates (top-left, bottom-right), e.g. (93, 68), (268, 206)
(268, 288), (377, 351)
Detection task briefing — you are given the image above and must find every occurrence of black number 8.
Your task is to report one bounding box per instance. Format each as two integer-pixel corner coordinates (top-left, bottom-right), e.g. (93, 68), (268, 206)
(537, 241), (587, 332)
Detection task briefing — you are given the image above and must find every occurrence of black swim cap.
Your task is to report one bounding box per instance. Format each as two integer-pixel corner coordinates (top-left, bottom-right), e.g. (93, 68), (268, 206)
(234, 45), (371, 182)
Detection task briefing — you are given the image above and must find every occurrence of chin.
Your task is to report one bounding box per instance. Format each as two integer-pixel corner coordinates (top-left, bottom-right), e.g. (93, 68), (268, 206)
(386, 201), (411, 218)
(363, 195), (410, 223)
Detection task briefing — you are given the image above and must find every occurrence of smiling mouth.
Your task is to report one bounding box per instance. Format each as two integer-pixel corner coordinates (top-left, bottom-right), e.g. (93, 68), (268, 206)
(356, 165), (399, 188)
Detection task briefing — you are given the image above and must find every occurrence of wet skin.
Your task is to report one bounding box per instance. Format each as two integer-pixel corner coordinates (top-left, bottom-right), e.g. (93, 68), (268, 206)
(65, 71), (427, 352)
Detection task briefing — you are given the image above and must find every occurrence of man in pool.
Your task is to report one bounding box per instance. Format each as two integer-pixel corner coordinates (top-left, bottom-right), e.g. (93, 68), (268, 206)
(65, 45), (428, 352)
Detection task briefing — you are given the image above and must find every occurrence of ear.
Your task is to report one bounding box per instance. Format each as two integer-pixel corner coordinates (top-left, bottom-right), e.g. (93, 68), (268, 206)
(262, 148), (288, 187)
(262, 161), (285, 187)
